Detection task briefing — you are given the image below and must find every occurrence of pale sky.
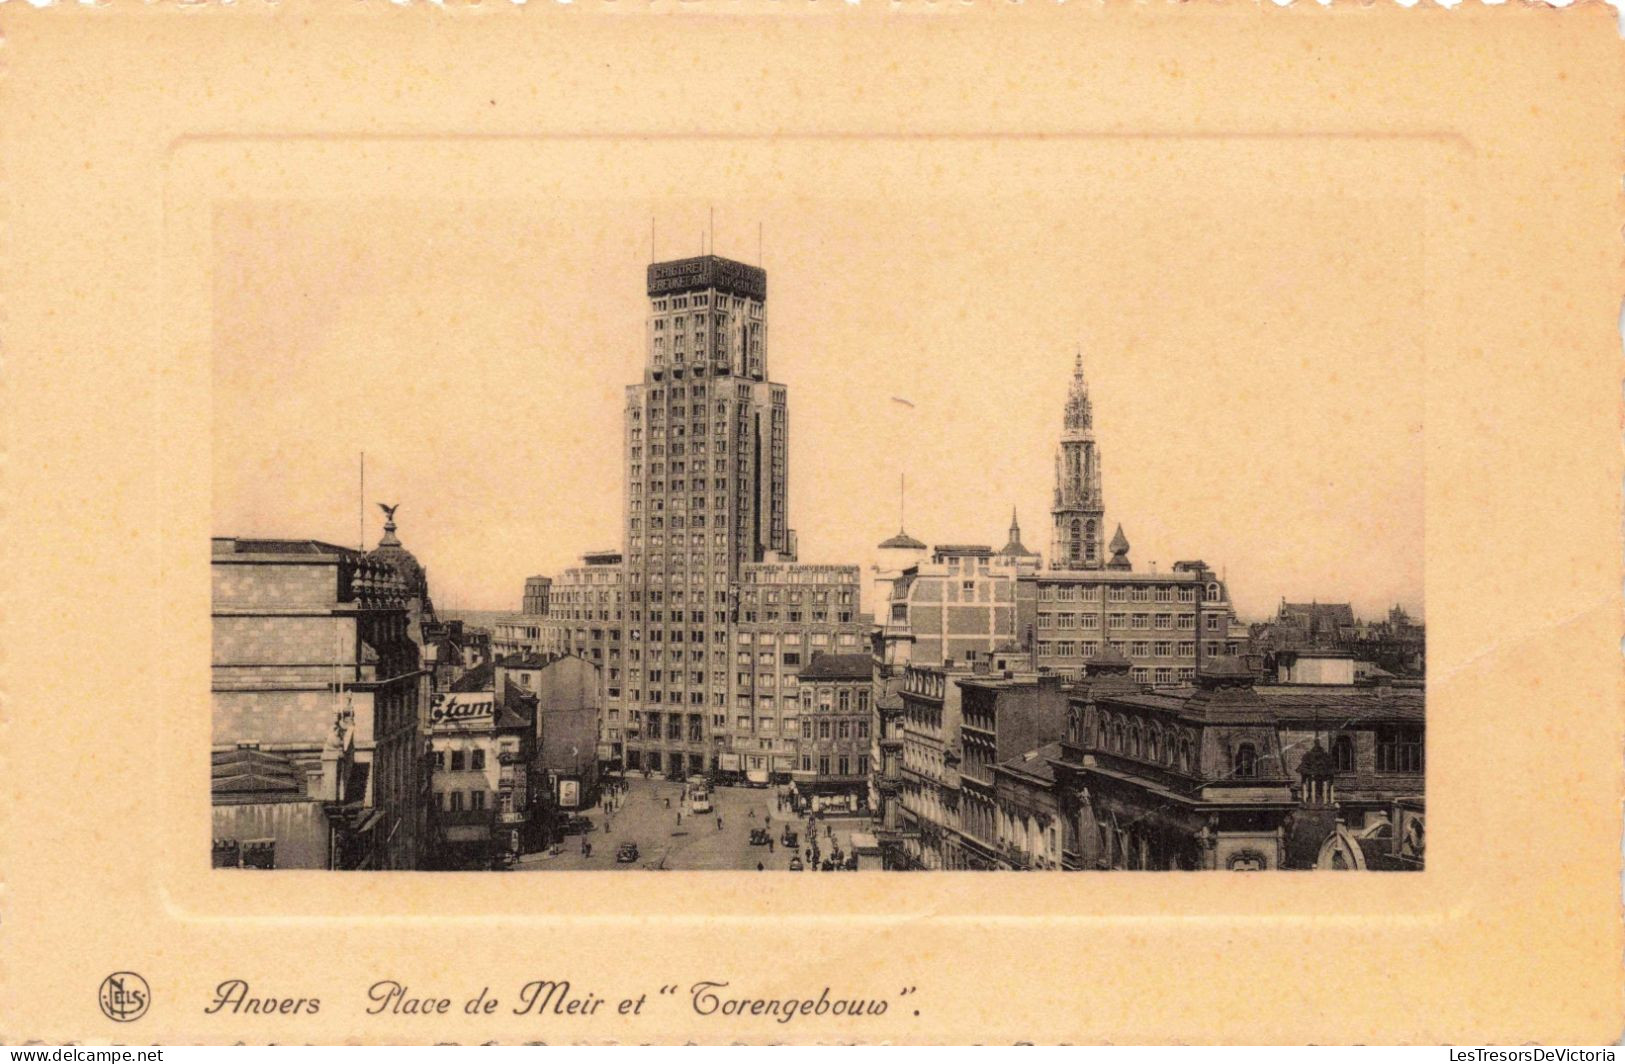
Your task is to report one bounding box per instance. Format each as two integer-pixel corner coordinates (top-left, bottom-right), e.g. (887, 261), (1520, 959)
(213, 189), (1424, 623)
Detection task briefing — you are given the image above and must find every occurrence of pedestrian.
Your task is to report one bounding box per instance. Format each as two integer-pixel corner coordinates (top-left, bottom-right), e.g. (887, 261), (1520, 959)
(677, 811), (682, 825)
(748, 809), (755, 820)
(716, 815), (723, 830)
(768, 838), (775, 853)
(766, 814), (772, 827)
(756, 862), (764, 871)
(665, 796), (671, 809)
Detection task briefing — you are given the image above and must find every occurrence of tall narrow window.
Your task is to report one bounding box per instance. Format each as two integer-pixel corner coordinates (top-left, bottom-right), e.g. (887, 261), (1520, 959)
(1332, 735), (1355, 773)
(1234, 743), (1258, 779)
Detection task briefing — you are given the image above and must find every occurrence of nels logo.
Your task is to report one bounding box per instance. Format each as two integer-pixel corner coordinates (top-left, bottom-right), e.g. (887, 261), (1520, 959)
(98, 972), (150, 1022)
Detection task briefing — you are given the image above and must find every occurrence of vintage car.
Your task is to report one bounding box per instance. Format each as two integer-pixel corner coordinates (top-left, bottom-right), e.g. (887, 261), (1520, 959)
(615, 841), (639, 864)
(788, 856), (804, 871)
(559, 815), (594, 836)
(748, 828), (771, 846)
(781, 829), (799, 848)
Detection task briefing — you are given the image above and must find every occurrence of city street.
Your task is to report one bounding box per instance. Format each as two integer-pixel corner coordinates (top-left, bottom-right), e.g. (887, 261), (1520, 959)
(515, 776), (869, 872)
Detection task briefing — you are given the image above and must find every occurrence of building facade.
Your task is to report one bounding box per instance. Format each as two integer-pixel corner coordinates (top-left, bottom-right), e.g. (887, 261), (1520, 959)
(210, 537), (425, 870)
(955, 670), (1070, 869)
(895, 662), (967, 869)
(989, 656), (1425, 871)
(521, 575), (553, 616)
(495, 550), (628, 766)
(869, 667), (910, 867)
(427, 686), (537, 867)
(792, 653), (875, 811)
(723, 561), (867, 784)
(881, 544), (1034, 670)
(508, 653), (603, 817)
(1018, 559), (1241, 685)
(621, 255), (793, 778)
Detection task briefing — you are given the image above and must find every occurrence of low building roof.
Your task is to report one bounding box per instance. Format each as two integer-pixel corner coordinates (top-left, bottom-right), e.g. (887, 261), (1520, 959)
(212, 747), (306, 799)
(994, 741), (1066, 784)
(800, 653), (875, 681)
(449, 662), (496, 692)
(213, 537), (357, 557)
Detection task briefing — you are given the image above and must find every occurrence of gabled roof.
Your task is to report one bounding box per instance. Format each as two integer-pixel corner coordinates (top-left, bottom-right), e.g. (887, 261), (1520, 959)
(212, 747), (306, 798)
(497, 680), (537, 729)
(450, 662), (496, 692)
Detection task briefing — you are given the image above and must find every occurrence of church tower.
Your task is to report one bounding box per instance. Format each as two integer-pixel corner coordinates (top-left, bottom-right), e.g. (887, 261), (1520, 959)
(1050, 352), (1105, 570)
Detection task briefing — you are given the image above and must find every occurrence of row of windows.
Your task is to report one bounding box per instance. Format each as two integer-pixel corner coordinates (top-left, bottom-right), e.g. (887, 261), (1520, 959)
(432, 749), (485, 772)
(1037, 612), (1189, 630)
(652, 292), (756, 312)
(800, 754), (868, 776)
(1036, 640), (1237, 659)
(799, 718), (870, 740)
(1036, 585), (1207, 603)
(436, 789), (490, 812)
(739, 611), (856, 625)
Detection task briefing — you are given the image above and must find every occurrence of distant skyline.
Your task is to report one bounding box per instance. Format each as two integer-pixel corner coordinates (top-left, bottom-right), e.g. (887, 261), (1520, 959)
(213, 187), (1424, 623)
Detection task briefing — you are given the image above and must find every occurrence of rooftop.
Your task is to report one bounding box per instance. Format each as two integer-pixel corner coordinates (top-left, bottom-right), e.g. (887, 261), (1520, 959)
(994, 741), (1066, 784)
(212, 537), (357, 558)
(800, 653), (876, 681)
(212, 747), (306, 800)
(647, 255), (767, 300)
(878, 530), (928, 551)
(933, 544), (994, 556)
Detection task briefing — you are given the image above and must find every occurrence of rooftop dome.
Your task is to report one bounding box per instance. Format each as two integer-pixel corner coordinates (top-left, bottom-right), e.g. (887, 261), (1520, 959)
(878, 529), (927, 551)
(367, 503), (431, 605)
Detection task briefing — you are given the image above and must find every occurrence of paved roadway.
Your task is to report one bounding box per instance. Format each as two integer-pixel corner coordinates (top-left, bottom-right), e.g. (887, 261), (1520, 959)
(515, 775), (868, 872)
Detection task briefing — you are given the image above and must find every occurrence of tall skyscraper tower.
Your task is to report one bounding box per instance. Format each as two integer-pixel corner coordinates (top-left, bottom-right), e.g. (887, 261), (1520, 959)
(623, 254), (791, 778)
(1051, 352), (1105, 570)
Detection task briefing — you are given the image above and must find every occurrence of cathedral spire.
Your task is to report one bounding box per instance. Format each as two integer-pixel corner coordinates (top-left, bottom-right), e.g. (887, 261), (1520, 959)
(1051, 350), (1105, 570)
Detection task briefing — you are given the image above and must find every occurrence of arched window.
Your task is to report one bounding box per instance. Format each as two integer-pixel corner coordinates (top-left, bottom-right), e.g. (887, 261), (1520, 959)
(1234, 743), (1258, 779)
(1130, 723), (1143, 759)
(1085, 520), (1098, 562)
(1070, 519), (1083, 561)
(1180, 738), (1194, 773)
(1111, 722), (1125, 754)
(1067, 707), (1082, 744)
(1332, 735), (1354, 773)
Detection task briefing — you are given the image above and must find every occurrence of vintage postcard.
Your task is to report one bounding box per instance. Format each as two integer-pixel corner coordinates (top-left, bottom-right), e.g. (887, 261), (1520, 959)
(0, 1), (1620, 1045)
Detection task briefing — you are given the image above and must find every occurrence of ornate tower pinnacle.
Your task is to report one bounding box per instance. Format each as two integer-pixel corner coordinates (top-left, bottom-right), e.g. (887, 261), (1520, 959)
(1051, 350), (1105, 570)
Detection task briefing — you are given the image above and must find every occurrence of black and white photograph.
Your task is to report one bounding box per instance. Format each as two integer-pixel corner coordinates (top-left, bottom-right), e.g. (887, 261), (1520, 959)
(210, 195), (1425, 874)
